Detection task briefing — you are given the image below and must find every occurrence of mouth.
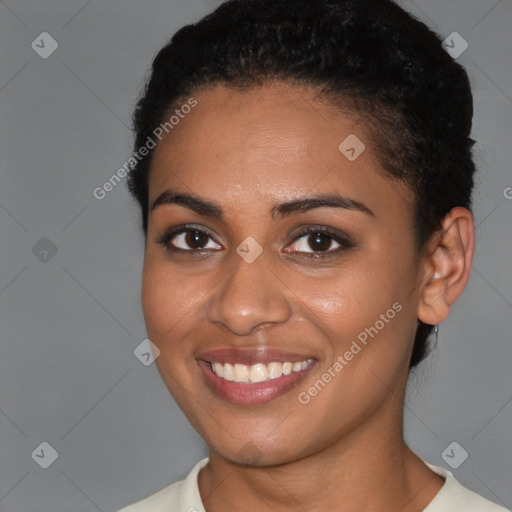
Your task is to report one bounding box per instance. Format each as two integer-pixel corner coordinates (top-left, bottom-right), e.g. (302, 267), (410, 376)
(210, 359), (314, 383)
(197, 348), (318, 405)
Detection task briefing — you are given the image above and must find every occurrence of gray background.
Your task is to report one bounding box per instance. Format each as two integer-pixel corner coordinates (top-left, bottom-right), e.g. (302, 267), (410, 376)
(0, 0), (510, 511)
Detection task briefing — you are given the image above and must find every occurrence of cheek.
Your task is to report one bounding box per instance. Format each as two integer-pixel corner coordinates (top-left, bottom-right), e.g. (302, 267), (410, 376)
(299, 261), (395, 319)
(141, 258), (203, 396)
(298, 250), (416, 354)
(141, 255), (205, 339)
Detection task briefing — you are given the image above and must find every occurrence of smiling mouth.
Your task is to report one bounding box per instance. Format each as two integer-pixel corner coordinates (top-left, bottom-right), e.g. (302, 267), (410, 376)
(197, 355), (317, 405)
(209, 359), (314, 383)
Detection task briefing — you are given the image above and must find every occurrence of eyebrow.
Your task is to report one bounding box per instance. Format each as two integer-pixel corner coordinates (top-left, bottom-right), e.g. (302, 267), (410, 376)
(150, 188), (374, 220)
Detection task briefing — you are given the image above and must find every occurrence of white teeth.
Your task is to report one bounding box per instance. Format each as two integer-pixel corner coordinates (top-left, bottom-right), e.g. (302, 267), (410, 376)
(211, 359), (313, 383)
(233, 364), (250, 382)
(292, 362), (302, 372)
(249, 363), (268, 383)
(267, 362), (283, 379)
(223, 363), (234, 381)
(213, 362), (224, 378)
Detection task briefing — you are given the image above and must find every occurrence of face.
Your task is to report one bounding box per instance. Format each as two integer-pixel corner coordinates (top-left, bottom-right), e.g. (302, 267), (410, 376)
(141, 83), (426, 465)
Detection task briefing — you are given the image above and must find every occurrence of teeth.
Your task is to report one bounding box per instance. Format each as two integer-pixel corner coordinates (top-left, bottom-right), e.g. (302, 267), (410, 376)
(233, 364), (249, 383)
(211, 359), (313, 383)
(249, 363), (268, 383)
(267, 362), (283, 379)
(213, 362), (224, 378)
(223, 363), (234, 381)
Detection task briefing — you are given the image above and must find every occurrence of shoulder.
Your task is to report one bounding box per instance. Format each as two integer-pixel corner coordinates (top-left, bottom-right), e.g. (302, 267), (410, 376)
(117, 458), (209, 512)
(423, 461), (509, 512)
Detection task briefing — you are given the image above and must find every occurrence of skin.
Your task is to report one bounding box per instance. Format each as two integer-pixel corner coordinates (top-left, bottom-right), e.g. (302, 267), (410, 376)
(141, 82), (475, 512)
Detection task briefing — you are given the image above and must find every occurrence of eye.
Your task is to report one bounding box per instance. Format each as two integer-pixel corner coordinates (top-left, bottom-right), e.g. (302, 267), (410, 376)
(285, 227), (352, 257)
(157, 226), (222, 252)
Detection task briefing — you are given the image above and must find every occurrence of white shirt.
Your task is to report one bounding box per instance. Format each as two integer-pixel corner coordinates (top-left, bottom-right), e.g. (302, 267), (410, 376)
(118, 458), (509, 511)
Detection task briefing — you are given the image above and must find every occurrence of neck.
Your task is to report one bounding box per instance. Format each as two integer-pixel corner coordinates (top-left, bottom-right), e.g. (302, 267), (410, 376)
(198, 404), (444, 512)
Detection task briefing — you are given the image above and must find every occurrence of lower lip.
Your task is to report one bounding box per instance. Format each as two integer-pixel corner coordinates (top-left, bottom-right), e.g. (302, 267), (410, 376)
(198, 360), (316, 405)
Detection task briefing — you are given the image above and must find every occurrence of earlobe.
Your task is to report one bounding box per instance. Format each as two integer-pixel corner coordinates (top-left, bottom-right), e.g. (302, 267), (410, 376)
(417, 207), (475, 326)
(418, 275), (450, 325)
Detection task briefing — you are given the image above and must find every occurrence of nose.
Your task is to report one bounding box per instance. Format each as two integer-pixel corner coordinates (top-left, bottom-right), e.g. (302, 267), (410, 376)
(206, 252), (292, 336)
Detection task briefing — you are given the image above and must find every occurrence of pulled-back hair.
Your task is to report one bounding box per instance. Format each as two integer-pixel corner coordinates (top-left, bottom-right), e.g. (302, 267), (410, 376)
(127, 0), (476, 368)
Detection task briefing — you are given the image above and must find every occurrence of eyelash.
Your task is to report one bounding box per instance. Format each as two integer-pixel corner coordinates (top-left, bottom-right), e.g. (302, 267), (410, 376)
(156, 224), (353, 259)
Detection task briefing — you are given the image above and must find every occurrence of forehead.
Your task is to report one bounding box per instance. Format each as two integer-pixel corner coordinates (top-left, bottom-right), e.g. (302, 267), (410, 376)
(148, 83), (412, 218)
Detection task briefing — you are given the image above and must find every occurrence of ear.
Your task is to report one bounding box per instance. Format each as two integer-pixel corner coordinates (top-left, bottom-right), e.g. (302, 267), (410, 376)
(417, 207), (475, 326)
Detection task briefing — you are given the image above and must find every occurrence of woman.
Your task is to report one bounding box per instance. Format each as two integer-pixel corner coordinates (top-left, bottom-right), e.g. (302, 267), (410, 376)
(119, 0), (508, 510)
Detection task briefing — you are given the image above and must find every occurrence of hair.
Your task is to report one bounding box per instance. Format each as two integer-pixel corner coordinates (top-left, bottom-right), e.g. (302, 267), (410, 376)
(127, 0), (476, 368)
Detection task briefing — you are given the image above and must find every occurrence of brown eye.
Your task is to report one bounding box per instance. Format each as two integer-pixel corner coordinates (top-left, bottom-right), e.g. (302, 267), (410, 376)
(307, 232), (334, 252)
(287, 231), (342, 254)
(284, 226), (353, 258)
(185, 229), (209, 249)
(158, 227), (223, 252)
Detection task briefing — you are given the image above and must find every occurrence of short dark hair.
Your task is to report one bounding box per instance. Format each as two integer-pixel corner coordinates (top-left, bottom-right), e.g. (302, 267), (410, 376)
(127, 0), (476, 368)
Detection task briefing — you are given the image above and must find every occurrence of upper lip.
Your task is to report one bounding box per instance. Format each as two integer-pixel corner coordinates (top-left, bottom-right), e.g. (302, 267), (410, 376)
(197, 347), (317, 365)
